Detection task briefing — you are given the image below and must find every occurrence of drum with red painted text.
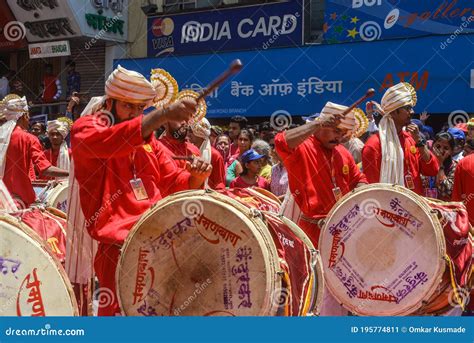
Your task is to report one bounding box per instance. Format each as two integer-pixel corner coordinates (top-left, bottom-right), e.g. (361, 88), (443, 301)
(319, 184), (472, 316)
(0, 214), (78, 316)
(117, 189), (323, 316)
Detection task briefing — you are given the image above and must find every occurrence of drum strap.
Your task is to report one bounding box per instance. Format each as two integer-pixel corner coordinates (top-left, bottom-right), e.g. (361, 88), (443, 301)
(445, 254), (466, 310)
(300, 214), (325, 227)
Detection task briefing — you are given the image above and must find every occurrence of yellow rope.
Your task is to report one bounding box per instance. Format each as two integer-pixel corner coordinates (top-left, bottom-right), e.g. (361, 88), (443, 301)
(445, 254), (465, 310)
(301, 273), (314, 316)
(282, 271), (291, 316)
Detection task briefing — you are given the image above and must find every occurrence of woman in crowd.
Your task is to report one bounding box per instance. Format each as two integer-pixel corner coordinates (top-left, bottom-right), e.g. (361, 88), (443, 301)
(425, 132), (458, 201)
(226, 129), (254, 187)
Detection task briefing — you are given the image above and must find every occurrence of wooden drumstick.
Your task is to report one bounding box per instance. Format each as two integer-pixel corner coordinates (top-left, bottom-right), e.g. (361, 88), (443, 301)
(197, 59), (243, 100)
(341, 88), (375, 117)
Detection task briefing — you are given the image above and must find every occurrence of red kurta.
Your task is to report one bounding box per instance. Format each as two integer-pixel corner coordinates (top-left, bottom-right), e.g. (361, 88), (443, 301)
(72, 115), (192, 316)
(72, 115), (191, 245)
(208, 147), (226, 190)
(362, 131), (439, 195)
(452, 154), (474, 226)
(275, 132), (367, 245)
(159, 135), (200, 169)
(4, 126), (51, 207)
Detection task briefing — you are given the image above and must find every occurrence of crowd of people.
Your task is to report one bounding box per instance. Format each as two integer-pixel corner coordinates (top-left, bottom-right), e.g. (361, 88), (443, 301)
(1, 65), (473, 316)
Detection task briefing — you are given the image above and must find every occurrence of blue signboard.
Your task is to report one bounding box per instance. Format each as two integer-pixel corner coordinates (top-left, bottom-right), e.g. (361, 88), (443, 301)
(147, 0), (303, 57)
(324, 0), (474, 44)
(118, 34), (474, 118)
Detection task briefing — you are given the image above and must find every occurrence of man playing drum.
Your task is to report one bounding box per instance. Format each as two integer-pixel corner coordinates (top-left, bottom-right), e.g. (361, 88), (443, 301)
(275, 102), (368, 248)
(362, 83), (439, 195)
(0, 95), (68, 210)
(71, 65), (212, 316)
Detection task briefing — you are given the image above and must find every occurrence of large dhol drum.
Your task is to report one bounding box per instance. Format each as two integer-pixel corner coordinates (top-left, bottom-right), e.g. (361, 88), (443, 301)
(117, 188), (324, 316)
(0, 214), (78, 316)
(319, 184), (472, 316)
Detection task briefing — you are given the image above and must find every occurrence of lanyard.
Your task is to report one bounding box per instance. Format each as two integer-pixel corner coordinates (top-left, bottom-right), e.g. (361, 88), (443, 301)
(323, 149), (338, 189)
(129, 150), (137, 179)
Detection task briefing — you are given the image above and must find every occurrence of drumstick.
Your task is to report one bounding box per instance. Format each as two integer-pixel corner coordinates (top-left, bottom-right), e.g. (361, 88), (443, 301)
(197, 59), (243, 100)
(341, 88), (375, 117)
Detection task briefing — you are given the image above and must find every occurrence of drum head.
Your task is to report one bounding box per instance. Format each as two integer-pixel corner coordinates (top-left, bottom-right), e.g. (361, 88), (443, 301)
(319, 184), (446, 316)
(118, 190), (280, 316)
(0, 215), (78, 316)
(46, 181), (68, 212)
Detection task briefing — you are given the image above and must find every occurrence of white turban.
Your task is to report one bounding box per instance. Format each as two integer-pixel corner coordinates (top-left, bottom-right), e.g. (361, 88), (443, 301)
(381, 82), (417, 114)
(4, 96), (28, 121)
(105, 65), (157, 106)
(375, 82), (418, 186)
(319, 102), (357, 132)
(47, 119), (70, 138)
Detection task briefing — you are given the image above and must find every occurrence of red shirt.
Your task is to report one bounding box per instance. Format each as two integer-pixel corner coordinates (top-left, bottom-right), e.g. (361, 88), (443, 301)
(4, 126), (51, 206)
(275, 131), (367, 218)
(230, 175), (270, 190)
(208, 147), (225, 190)
(159, 135), (200, 169)
(362, 131), (439, 195)
(71, 115), (191, 245)
(42, 75), (58, 103)
(452, 154), (474, 226)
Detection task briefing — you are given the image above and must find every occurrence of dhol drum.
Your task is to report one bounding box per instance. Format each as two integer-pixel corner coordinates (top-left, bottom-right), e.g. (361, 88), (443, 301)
(0, 213), (78, 316)
(117, 188), (324, 316)
(33, 180), (69, 212)
(10, 207), (67, 263)
(319, 184), (472, 316)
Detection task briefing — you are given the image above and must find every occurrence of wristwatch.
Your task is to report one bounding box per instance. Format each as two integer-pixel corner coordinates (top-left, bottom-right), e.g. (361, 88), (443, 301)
(415, 139), (426, 148)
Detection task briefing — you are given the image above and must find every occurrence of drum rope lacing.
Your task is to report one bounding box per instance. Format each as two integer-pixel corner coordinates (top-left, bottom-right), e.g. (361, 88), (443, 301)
(444, 254), (466, 310)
